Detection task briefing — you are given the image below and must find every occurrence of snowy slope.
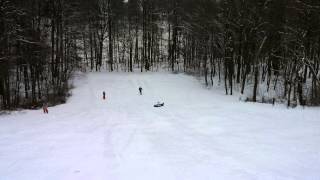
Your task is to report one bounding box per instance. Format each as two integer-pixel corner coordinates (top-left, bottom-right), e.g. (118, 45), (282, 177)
(0, 72), (320, 180)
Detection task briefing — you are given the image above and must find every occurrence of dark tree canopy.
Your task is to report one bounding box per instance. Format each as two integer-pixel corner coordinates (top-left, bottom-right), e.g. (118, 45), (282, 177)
(1, 0), (320, 110)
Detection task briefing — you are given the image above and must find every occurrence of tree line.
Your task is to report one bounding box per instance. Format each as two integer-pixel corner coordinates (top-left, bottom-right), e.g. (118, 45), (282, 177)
(1, 0), (320, 110)
(0, 0), (81, 109)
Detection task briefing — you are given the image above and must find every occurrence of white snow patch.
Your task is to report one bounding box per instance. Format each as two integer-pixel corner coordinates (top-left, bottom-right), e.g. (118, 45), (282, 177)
(1, 72), (320, 180)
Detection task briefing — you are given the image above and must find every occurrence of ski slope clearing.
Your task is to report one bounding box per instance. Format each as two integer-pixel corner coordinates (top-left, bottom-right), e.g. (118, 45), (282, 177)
(1, 72), (320, 180)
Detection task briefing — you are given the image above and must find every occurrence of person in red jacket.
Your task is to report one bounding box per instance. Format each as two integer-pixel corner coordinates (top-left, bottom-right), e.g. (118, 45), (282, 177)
(43, 102), (49, 114)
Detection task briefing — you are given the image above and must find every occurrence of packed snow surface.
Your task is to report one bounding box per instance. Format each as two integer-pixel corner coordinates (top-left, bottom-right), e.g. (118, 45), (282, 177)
(1, 72), (320, 180)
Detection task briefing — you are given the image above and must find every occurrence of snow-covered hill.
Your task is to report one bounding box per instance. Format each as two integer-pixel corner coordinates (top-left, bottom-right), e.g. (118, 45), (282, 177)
(1, 72), (320, 180)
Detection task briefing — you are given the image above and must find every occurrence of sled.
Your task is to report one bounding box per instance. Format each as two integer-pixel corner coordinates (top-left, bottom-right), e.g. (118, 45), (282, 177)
(154, 102), (164, 108)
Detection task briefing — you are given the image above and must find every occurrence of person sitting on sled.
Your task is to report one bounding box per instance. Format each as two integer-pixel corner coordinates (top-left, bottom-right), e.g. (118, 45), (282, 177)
(154, 102), (164, 107)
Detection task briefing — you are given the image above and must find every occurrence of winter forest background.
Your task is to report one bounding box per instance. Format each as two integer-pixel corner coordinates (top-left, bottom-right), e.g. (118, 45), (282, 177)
(1, 0), (320, 110)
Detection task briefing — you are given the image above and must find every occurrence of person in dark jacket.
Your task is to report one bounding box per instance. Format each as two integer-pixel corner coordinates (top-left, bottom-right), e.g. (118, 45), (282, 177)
(139, 87), (143, 95)
(103, 91), (106, 100)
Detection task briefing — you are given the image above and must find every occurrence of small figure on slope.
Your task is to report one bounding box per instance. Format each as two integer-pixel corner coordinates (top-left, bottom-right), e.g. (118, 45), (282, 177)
(139, 87), (143, 95)
(103, 91), (106, 100)
(43, 102), (49, 114)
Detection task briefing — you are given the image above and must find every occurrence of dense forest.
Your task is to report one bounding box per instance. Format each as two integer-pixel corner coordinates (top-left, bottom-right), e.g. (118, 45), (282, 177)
(1, 0), (320, 110)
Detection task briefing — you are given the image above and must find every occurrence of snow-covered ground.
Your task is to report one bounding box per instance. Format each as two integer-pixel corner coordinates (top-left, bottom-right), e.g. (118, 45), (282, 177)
(1, 72), (320, 180)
